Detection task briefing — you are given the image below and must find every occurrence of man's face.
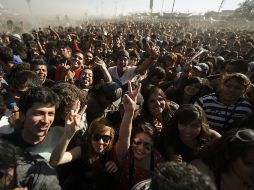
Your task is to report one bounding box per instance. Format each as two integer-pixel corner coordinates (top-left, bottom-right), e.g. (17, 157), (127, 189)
(23, 103), (55, 139)
(116, 56), (129, 73)
(80, 69), (93, 87)
(220, 79), (246, 103)
(84, 52), (93, 65)
(72, 53), (84, 69)
(12, 84), (28, 103)
(113, 37), (121, 45)
(33, 65), (47, 84)
(60, 46), (71, 58)
(224, 64), (237, 74)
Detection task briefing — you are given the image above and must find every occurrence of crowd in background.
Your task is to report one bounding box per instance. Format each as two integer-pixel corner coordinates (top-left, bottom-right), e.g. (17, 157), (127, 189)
(0, 18), (254, 190)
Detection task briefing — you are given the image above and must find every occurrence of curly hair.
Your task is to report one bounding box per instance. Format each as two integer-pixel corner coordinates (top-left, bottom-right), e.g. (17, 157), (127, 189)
(150, 162), (216, 190)
(222, 73), (251, 88)
(51, 82), (87, 121)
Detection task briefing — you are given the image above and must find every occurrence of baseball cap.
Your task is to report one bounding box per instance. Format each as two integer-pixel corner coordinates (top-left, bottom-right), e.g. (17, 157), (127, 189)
(102, 81), (122, 102)
(11, 34), (22, 42)
(193, 63), (209, 75)
(13, 55), (23, 64)
(117, 50), (129, 59)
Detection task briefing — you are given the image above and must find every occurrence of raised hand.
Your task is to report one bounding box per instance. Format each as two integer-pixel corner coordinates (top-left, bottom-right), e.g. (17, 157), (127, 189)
(62, 60), (70, 70)
(64, 100), (87, 139)
(127, 81), (141, 102)
(66, 70), (75, 81)
(122, 81), (141, 113)
(148, 43), (160, 60)
(171, 154), (183, 162)
(105, 161), (118, 173)
(8, 105), (21, 129)
(93, 56), (106, 68)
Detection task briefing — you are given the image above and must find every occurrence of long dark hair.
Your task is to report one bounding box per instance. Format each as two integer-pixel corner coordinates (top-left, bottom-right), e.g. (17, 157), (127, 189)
(160, 104), (211, 159)
(174, 76), (201, 104)
(141, 85), (175, 126)
(131, 122), (156, 142)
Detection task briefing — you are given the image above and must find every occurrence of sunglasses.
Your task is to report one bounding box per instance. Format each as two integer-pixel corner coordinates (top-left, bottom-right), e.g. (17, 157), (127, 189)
(230, 129), (254, 143)
(132, 138), (153, 152)
(92, 134), (112, 143)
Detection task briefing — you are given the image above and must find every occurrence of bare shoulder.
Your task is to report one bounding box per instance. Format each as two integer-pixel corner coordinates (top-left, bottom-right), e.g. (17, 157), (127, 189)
(209, 129), (222, 139)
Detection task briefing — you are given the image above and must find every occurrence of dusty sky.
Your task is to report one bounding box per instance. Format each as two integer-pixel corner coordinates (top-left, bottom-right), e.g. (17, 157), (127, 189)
(0, 0), (247, 18)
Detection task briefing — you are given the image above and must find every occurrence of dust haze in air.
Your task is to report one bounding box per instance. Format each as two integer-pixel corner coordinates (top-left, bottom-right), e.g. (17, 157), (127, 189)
(0, 0), (246, 27)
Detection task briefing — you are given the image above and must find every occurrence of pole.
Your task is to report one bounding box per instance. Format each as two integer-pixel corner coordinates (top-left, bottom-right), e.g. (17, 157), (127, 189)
(171, 0), (175, 13)
(150, 0), (153, 13)
(218, 0), (225, 13)
(26, 0), (32, 15)
(161, 0), (165, 14)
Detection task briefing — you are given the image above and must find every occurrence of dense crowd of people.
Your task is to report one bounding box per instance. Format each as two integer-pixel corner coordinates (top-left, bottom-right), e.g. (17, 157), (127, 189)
(0, 18), (254, 190)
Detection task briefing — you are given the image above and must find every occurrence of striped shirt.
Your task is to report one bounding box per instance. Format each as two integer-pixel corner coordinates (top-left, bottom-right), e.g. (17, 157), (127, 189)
(196, 93), (253, 133)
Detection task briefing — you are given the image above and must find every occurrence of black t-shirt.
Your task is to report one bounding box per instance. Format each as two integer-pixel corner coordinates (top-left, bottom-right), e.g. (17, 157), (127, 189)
(3, 129), (31, 150)
(3, 126), (64, 161)
(173, 138), (198, 162)
(61, 143), (115, 190)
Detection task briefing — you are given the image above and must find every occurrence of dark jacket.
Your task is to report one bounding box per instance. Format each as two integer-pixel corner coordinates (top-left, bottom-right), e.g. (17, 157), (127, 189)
(15, 152), (61, 190)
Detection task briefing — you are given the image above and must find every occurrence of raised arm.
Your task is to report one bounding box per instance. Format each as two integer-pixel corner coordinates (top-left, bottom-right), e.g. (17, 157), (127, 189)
(94, 56), (112, 82)
(115, 82), (141, 164)
(135, 42), (159, 75)
(50, 101), (86, 166)
(34, 32), (46, 55)
(49, 26), (60, 40)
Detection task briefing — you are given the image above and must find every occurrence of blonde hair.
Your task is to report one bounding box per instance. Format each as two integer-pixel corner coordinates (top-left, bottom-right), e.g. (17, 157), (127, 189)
(88, 117), (115, 151)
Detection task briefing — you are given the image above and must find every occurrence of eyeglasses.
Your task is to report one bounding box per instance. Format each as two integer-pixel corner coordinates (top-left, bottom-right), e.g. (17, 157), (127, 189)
(92, 134), (112, 143)
(230, 129), (254, 143)
(132, 138), (153, 152)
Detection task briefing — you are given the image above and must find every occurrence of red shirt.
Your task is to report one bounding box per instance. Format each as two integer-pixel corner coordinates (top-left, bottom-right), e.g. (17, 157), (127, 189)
(70, 67), (83, 80)
(112, 148), (163, 190)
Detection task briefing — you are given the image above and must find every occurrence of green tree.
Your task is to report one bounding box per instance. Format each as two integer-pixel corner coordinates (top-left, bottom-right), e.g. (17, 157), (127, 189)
(233, 0), (254, 20)
(204, 11), (219, 19)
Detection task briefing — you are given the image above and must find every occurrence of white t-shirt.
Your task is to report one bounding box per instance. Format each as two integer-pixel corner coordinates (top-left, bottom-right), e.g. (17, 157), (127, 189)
(0, 110), (14, 136)
(108, 66), (137, 85)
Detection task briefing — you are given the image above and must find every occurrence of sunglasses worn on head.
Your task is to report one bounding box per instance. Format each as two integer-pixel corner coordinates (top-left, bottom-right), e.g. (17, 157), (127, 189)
(231, 129), (254, 143)
(92, 134), (111, 143)
(132, 138), (153, 152)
